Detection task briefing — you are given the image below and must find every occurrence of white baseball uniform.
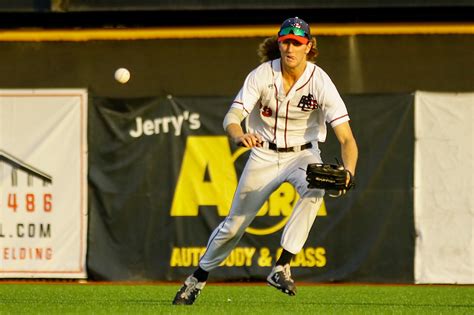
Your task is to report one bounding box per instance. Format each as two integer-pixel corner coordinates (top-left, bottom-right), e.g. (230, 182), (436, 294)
(199, 59), (349, 271)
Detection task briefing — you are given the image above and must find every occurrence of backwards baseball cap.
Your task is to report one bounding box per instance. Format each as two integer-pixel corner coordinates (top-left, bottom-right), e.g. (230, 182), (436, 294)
(278, 17), (311, 45)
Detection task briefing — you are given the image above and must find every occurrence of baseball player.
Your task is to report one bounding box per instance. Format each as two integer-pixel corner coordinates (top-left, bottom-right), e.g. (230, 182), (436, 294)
(173, 17), (358, 305)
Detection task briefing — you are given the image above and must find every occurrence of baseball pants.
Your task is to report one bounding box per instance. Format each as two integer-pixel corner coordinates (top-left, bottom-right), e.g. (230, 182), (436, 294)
(199, 144), (324, 271)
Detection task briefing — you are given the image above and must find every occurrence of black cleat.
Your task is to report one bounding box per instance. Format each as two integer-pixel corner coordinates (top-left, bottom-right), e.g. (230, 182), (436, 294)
(172, 275), (206, 305)
(266, 264), (297, 296)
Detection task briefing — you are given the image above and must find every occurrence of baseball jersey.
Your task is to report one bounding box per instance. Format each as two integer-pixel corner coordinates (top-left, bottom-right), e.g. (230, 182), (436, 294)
(231, 59), (349, 148)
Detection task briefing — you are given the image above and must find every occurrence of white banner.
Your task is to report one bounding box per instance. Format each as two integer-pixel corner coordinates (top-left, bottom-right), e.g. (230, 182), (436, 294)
(0, 89), (87, 278)
(414, 91), (474, 284)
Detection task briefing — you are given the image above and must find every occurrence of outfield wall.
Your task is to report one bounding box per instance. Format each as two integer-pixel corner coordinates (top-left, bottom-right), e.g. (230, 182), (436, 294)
(86, 93), (415, 283)
(0, 27), (472, 282)
(0, 32), (473, 97)
(0, 90), (472, 283)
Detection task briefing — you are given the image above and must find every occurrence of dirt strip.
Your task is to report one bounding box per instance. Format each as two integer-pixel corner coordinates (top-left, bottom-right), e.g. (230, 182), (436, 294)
(0, 279), (469, 287)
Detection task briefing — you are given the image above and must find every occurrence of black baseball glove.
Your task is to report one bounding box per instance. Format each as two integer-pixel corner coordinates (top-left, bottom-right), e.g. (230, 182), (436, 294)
(306, 163), (355, 197)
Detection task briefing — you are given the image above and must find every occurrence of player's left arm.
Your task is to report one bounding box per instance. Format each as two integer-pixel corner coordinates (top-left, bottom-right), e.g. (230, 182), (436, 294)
(332, 121), (358, 177)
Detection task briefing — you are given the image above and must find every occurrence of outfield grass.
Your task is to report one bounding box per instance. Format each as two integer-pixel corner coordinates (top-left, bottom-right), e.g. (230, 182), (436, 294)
(0, 282), (472, 314)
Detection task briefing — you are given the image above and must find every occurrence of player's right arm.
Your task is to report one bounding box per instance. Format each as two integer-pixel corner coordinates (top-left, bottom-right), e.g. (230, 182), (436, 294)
(224, 108), (262, 147)
(224, 64), (267, 148)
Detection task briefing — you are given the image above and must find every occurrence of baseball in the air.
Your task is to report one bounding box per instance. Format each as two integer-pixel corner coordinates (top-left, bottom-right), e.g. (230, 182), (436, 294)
(114, 68), (131, 84)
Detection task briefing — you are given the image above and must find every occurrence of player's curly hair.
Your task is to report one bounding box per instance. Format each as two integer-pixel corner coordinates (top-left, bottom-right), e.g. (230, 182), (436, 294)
(257, 36), (318, 63)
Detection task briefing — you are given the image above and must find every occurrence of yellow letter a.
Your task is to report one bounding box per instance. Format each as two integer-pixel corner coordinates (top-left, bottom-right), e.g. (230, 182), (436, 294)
(170, 136), (237, 216)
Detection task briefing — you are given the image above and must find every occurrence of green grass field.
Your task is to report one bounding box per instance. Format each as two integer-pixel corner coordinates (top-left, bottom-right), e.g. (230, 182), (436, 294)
(0, 282), (472, 314)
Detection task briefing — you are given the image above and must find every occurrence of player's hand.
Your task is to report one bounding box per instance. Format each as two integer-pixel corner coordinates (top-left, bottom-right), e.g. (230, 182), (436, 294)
(236, 133), (263, 148)
(345, 170), (353, 187)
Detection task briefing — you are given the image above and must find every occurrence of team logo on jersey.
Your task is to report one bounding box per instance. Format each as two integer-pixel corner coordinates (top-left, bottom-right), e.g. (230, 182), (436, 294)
(261, 105), (273, 117)
(297, 93), (319, 111)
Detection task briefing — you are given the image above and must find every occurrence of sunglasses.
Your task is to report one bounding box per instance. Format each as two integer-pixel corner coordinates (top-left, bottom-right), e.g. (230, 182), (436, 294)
(278, 26), (308, 38)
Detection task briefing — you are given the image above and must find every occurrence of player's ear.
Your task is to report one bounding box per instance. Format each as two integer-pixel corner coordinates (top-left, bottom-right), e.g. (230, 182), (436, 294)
(305, 41), (312, 54)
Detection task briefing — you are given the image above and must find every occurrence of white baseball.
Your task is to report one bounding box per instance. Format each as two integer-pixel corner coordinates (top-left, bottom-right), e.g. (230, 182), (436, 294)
(114, 68), (131, 84)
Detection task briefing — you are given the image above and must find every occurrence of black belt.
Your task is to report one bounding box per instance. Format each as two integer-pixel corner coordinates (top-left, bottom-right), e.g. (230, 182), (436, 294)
(268, 142), (312, 153)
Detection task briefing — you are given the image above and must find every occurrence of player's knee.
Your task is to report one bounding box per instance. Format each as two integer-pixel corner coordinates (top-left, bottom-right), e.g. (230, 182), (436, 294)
(222, 215), (247, 239)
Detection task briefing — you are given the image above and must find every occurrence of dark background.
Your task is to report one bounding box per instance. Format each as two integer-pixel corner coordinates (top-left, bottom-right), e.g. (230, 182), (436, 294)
(0, 1), (472, 98)
(0, 0), (472, 27)
(0, 35), (473, 98)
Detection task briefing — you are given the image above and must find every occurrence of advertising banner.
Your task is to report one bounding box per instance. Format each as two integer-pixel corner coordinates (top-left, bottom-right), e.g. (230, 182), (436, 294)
(88, 93), (415, 282)
(414, 91), (474, 284)
(0, 89), (87, 278)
